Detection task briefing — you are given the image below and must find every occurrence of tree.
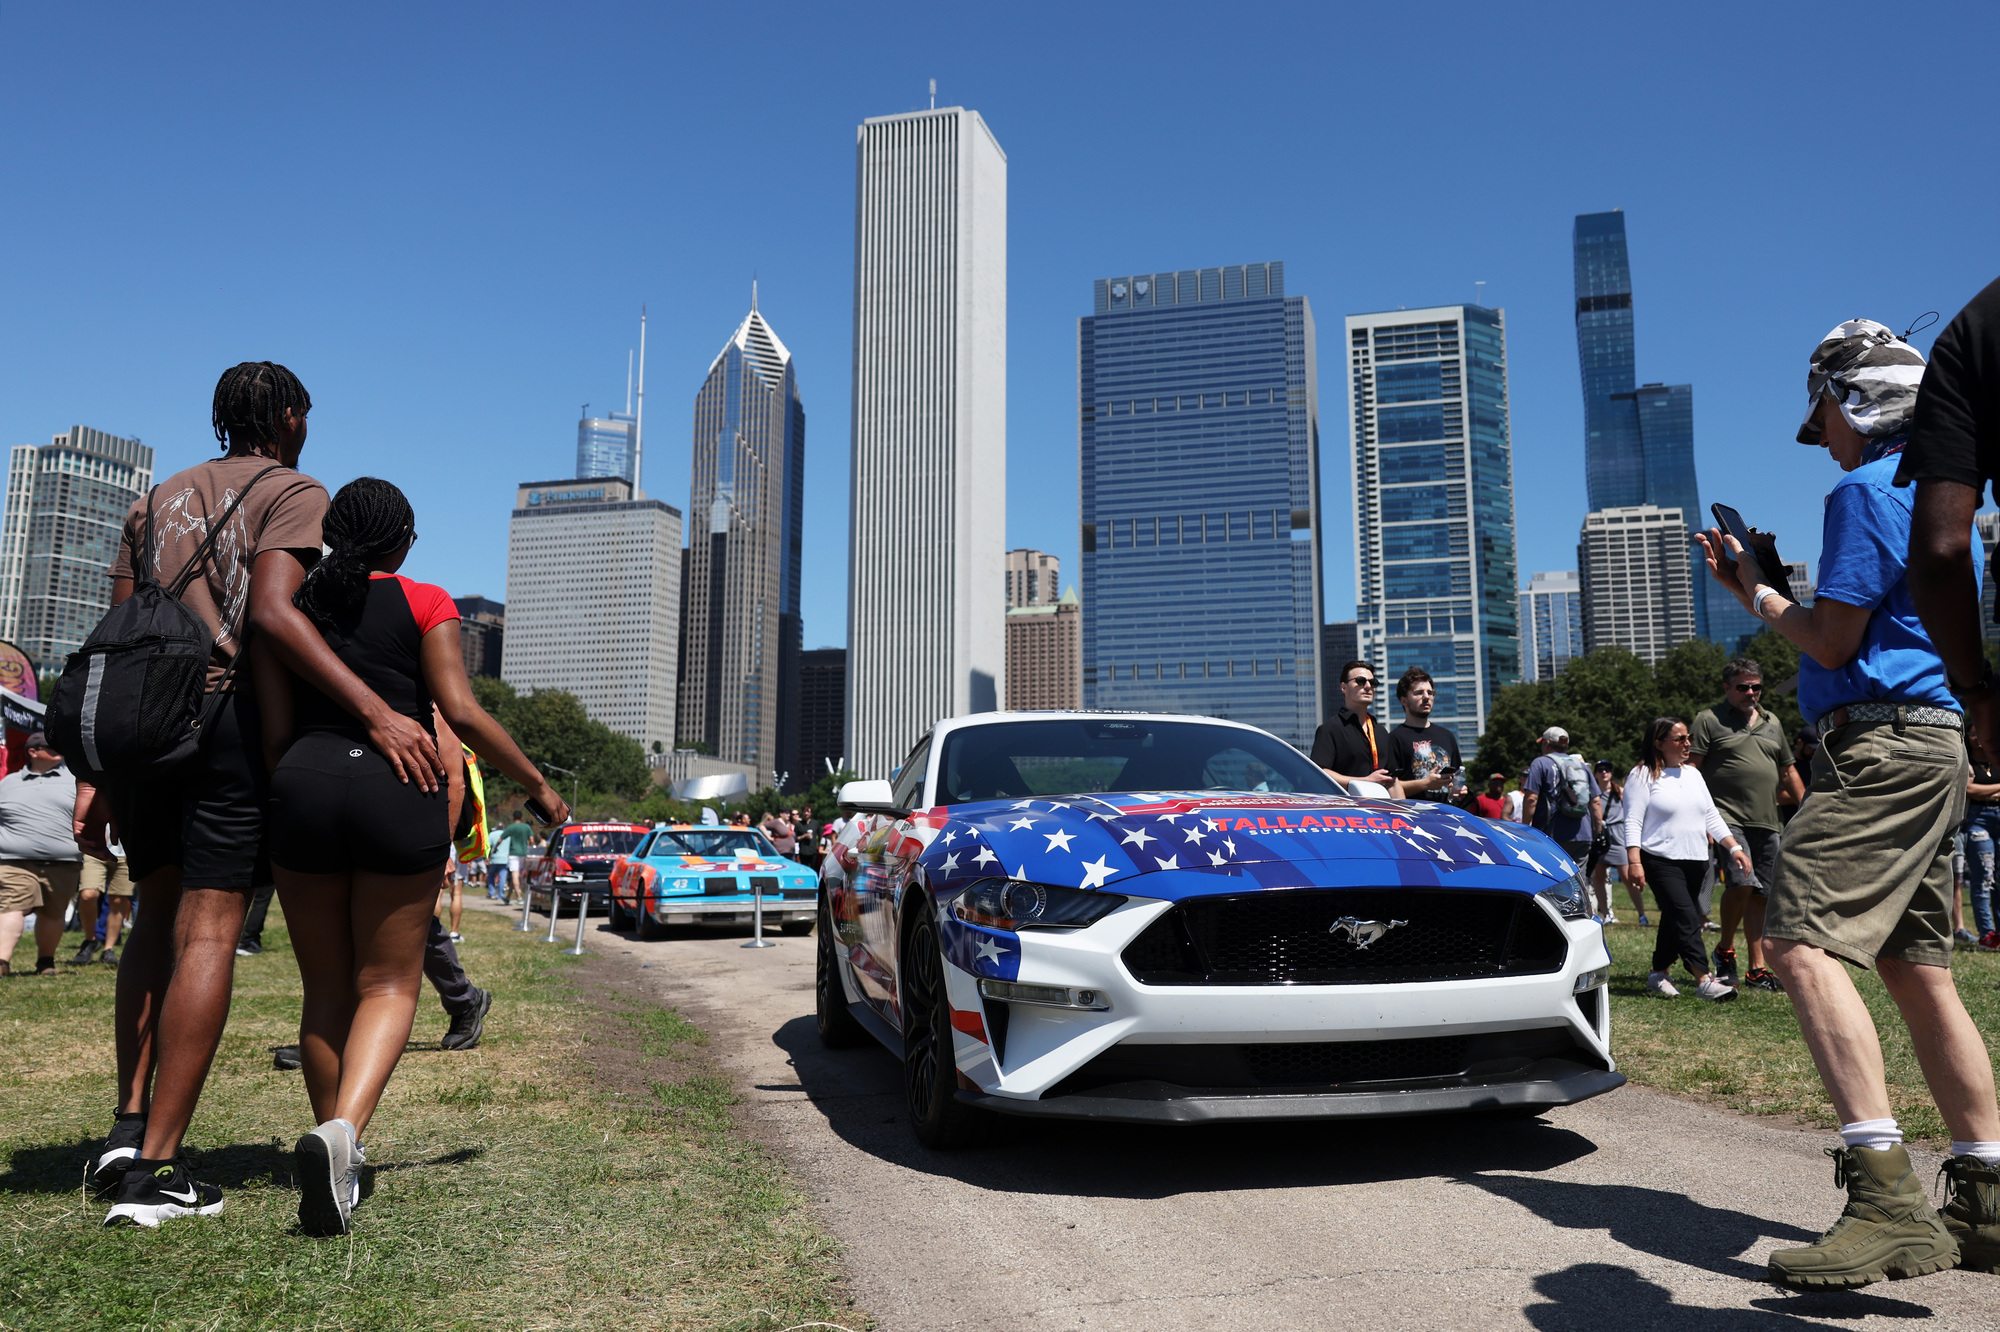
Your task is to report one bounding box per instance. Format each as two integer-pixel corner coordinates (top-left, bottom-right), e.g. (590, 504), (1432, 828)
(1741, 629), (1805, 738)
(1652, 638), (1730, 731)
(464, 677), (649, 815)
(1473, 646), (1658, 779)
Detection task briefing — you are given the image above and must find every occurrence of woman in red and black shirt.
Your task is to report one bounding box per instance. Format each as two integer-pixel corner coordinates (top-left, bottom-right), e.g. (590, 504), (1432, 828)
(257, 477), (568, 1237)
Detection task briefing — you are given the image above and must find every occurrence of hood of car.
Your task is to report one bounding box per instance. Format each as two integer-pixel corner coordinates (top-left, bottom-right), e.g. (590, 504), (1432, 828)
(909, 791), (1575, 902)
(639, 852), (802, 875)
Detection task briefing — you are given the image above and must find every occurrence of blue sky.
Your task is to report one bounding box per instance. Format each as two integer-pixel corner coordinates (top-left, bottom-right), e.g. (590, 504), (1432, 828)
(4, 2), (1996, 654)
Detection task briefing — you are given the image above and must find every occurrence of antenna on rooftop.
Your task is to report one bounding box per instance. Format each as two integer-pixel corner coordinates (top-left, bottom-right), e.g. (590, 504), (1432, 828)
(625, 350), (633, 415)
(632, 306), (646, 497)
(1475, 280), (1487, 307)
(929, 78), (936, 109)
(581, 403), (589, 420)
(752, 274), (758, 313)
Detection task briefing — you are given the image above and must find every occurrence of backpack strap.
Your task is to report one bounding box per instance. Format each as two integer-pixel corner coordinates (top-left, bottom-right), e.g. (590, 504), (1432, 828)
(165, 464), (285, 599)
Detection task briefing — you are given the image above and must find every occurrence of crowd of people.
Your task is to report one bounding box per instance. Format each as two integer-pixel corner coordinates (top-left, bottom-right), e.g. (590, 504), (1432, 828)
(7, 363), (575, 1239)
(1310, 279), (2000, 1287)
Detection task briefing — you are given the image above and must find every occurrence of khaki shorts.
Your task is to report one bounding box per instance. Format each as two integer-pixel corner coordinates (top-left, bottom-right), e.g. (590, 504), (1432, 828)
(1767, 719), (1967, 968)
(0, 860), (83, 917)
(80, 856), (135, 898)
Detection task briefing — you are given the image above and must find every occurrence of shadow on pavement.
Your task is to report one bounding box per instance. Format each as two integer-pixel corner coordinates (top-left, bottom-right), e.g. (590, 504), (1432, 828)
(1462, 1172), (1820, 1280)
(1524, 1264), (1937, 1329)
(772, 1015), (1600, 1198)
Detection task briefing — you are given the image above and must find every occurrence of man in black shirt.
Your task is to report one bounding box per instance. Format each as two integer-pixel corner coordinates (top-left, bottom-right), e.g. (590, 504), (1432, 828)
(1887, 272), (2000, 1275)
(1388, 667), (1462, 803)
(1309, 660), (1402, 796)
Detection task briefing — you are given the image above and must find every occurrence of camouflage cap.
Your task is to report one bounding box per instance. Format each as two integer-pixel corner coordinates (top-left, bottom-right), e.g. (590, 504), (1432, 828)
(1797, 318), (1927, 445)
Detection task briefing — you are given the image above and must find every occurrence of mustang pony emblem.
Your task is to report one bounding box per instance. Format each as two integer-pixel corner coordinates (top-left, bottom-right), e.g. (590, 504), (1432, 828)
(1328, 917), (1407, 949)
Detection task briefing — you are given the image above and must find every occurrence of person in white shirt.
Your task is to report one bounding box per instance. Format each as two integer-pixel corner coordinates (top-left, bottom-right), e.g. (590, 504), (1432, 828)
(1502, 786), (1524, 822)
(1625, 716), (1754, 1002)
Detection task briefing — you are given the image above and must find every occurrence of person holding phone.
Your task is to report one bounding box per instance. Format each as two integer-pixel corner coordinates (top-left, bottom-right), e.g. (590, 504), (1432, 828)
(254, 478), (569, 1238)
(1388, 666), (1462, 802)
(1699, 318), (1995, 1286)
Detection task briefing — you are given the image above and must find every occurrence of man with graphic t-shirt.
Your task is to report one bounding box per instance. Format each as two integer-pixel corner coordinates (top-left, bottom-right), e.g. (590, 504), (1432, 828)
(1520, 727), (1604, 863)
(1388, 667), (1462, 803)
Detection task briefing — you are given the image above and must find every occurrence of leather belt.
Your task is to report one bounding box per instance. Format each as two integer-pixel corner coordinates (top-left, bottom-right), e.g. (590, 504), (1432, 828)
(1825, 702), (1963, 730)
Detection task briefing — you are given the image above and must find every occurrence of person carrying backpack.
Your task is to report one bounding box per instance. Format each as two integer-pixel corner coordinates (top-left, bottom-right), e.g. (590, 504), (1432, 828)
(1520, 725), (1605, 865)
(73, 363), (445, 1228)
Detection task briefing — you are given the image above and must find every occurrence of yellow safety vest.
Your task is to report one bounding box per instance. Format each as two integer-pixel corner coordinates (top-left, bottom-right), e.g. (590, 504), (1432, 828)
(456, 745), (489, 863)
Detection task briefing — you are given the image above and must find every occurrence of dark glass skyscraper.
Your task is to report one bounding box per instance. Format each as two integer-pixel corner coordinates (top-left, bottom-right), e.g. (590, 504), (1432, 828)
(1573, 211), (1709, 640)
(1078, 263), (1322, 747)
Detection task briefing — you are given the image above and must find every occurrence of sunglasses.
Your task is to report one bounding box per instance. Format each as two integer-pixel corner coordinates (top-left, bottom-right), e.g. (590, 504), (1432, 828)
(1344, 677), (1376, 689)
(1730, 682), (1763, 694)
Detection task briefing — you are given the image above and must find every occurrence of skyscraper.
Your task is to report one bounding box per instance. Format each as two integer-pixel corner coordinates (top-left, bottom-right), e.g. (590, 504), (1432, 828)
(1006, 587), (1080, 711)
(1573, 211), (1708, 639)
(452, 595), (505, 679)
(577, 409), (636, 483)
(1005, 548), (1059, 609)
(504, 477), (681, 750)
(797, 647), (847, 783)
(1578, 505), (1696, 664)
(1518, 571), (1584, 682)
(679, 297), (805, 788)
(0, 426), (153, 671)
(1079, 263), (1322, 746)
(846, 105), (1007, 779)
(1349, 305), (1519, 740)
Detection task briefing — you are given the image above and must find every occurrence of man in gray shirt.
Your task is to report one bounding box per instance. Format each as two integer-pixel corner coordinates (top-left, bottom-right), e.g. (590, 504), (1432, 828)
(0, 732), (82, 976)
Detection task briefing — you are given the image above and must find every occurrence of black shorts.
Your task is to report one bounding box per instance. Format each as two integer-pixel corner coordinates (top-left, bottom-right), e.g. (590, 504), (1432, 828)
(109, 689), (268, 891)
(267, 731), (451, 876)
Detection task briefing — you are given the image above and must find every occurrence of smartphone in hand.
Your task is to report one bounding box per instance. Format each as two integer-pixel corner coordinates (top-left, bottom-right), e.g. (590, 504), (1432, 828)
(524, 796), (558, 826)
(1710, 502), (1795, 598)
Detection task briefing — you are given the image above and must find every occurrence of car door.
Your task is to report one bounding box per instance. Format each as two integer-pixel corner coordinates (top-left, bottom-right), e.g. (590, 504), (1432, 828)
(849, 735), (932, 1024)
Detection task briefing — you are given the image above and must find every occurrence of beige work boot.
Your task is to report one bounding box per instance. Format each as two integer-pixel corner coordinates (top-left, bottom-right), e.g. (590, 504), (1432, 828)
(1939, 1154), (2000, 1273)
(1768, 1145), (1958, 1288)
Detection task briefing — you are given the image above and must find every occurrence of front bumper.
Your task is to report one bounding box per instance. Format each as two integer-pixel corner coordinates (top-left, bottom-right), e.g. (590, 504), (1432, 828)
(645, 897), (816, 926)
(958, 1063), (1626, 1123)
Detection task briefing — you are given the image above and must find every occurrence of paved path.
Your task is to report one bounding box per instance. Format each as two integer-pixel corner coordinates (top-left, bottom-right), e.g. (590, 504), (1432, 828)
(575, 914), (1996, 1330)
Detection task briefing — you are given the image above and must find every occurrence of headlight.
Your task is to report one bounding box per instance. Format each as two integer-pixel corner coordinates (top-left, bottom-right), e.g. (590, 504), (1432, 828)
(952, 878), (1125, 931)
(1537, 872), (1592, 921)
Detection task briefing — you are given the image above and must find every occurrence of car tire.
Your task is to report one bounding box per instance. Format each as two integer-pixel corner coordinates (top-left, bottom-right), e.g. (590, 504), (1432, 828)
(606, 896), (629, 931)
(637, 903), (667, 941)
(815, 896), (869, 1050)
(902, 912), (992, 1149)
(779, 919), (814, 937)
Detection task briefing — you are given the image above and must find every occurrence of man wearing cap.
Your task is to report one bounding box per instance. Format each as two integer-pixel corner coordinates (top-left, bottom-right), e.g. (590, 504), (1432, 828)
(1471, 772), (1509, 821)
(0, 733), (84, 977)
(1519, 727), (1603, 865)
(1700, 317), (1998, 1287)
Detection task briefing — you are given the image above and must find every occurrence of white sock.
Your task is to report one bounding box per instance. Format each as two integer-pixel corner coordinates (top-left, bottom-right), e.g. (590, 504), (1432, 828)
(331, 1117), (358, 1146)
(1840, 1118), (1902, 1152)
(1949, 1140), (2000, 1165)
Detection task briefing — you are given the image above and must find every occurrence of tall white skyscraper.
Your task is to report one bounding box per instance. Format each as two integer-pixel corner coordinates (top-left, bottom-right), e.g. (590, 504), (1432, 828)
(1518, 570), (1584, 682)
(846, 105), (1007, 779)
(504, 477), (682, 751)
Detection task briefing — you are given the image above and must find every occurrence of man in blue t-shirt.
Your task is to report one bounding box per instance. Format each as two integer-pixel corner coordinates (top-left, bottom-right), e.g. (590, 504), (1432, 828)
(1698, 317), (1996, 1287)
(1519, 727), (1603, 864)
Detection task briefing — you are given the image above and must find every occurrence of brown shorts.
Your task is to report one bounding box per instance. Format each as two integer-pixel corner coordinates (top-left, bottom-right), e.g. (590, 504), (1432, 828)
(1766, 719), (1966, 968)
(80, 856), (135, 898)
(0, 860), (83, 917)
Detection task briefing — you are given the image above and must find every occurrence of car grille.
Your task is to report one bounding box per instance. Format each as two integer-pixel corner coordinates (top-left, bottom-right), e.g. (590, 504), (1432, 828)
(1121, 888), (1567, 986)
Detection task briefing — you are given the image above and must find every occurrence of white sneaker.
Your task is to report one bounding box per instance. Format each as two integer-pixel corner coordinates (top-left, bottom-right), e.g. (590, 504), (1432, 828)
(1602, 913), (1619, 926)
(1646, 971), (1681, 998)
(448, 932), (463, 943)
(1696, 977), (1739, 1003)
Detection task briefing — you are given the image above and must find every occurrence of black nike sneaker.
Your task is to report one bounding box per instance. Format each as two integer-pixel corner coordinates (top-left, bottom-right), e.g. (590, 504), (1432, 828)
(88, 1113), (147, 1196)
(1743, 967), (1786, 993)
(1714, 946), (1740, 985)
(441, 988), (492, 1051)
(103, 1157), (224, 1227)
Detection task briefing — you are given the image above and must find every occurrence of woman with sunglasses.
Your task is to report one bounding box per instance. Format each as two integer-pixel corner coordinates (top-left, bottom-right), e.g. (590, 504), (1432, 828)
(1624, 716), (1753, 1001)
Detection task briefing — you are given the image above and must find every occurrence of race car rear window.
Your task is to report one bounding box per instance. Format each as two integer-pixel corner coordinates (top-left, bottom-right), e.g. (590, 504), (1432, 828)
(938, 719), (1340, 804)
(563, 829), (645, 855)
(655, 830), (778, 857)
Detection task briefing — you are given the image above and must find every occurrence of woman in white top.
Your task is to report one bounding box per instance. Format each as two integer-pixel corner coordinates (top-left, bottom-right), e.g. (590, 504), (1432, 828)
(1625, 716), (1754, 1002)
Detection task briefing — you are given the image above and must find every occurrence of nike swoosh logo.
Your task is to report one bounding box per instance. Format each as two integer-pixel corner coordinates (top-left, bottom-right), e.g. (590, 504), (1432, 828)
(159, 1186), (198, 1203)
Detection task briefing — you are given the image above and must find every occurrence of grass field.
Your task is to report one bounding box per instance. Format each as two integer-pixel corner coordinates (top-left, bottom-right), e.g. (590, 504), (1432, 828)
(1600, 887), (2000, 1143)
(0, 906), (864, 1332)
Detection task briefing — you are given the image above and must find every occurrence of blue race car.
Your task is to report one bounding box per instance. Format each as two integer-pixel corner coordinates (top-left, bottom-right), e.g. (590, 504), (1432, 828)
(609, 824), (820, 939)
(816, 711), (1622, 1148)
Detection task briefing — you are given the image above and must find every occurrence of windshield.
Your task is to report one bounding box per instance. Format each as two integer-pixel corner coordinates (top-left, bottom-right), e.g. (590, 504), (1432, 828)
(937, 718), (1339, 805)
(655, 830), (779, 857)
(562, 829), (645, 856)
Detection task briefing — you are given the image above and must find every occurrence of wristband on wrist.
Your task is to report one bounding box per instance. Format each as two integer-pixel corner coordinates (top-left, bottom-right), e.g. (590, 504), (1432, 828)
(1752, 586), (1780, 618)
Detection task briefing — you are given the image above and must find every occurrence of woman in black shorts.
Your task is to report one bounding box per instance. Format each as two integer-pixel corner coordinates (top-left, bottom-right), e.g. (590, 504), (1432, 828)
(258, 478), (569, 1236)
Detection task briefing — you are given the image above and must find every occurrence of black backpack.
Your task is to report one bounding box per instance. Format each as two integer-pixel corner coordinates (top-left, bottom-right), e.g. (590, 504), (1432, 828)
(47, 466), (280, 783)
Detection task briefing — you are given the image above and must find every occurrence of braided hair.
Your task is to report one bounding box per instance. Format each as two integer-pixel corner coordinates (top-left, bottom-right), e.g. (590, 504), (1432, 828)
(212, 362), (311, 453)
(294, 477), (415, 629)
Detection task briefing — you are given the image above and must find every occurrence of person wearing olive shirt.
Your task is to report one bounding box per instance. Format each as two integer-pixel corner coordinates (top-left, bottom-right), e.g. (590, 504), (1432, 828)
(1309, 661), (1403, 797)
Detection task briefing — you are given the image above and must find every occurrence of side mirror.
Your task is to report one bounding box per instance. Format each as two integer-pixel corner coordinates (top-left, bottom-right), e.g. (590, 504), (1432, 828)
(838, 779), (906, 815)
(1345, 779), (1393, 799)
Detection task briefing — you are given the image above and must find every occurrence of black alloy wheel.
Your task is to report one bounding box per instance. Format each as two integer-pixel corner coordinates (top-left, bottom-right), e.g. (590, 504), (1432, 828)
(815, 893), (868, 1049)
(901, 911), (991, 1148)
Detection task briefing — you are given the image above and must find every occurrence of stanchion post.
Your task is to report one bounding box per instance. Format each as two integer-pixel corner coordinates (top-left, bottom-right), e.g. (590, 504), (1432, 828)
(742, 878), (776, 949)
(542, 881), (562, 943)
(563, 888), (589, 956)
(513, 872), (534, 931)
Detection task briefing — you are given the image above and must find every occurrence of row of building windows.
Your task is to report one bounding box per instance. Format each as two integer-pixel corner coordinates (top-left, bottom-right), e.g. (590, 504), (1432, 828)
(1091, 387), (1292, 417)
(1094, 658), (1309, 681)
(1086, 509), (1309, 551)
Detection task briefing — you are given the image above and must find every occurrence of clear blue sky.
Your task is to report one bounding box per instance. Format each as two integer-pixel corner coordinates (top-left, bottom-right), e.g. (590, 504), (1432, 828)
(5, 2), (1996, 655)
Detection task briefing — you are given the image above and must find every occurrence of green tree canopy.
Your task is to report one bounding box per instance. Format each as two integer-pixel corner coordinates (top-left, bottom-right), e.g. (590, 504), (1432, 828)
(467, 678), (649, 813)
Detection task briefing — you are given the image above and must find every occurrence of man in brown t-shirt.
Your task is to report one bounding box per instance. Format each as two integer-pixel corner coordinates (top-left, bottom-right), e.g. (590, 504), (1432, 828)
(84, 362), (446, 1227)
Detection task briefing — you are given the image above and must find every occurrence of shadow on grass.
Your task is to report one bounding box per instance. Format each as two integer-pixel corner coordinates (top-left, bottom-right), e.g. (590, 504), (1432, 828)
(0, 1139), (486, 1195)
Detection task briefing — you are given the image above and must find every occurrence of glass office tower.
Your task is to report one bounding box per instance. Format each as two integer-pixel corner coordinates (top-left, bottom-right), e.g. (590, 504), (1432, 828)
(1078, 262), (1322, 748)
(1573, 211), (1709, 639)
(1349, 306), (1520, 739)
(576, 411), (636, 483)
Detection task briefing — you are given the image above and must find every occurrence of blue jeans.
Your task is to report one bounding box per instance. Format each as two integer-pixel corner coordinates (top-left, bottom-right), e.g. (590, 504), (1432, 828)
(1965, 805), (2000, 936)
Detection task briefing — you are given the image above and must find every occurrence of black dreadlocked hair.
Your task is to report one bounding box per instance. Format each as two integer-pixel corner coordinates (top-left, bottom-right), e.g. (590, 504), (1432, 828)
(294, 477), (416, 630)
(212, 362), (311, 453)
